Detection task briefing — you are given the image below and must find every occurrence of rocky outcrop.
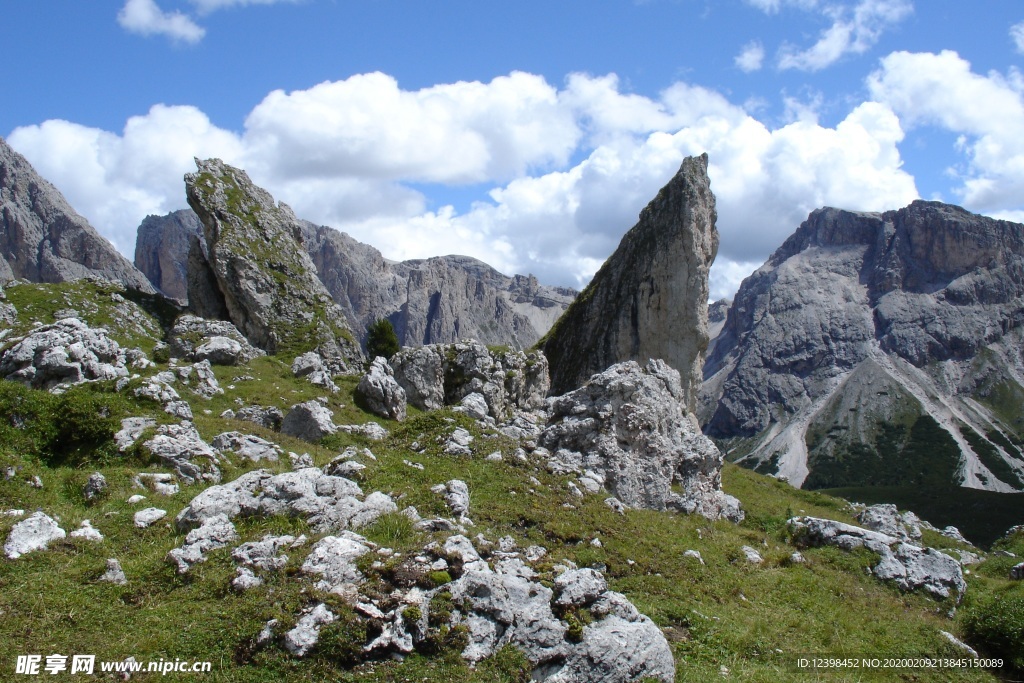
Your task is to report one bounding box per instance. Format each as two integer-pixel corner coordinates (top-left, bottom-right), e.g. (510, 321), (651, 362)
(0, 317), (129, 391)
(391, 340), (549, 421)
(355, 357), (407, 421)
(0, 137), (154, 292)
(134, 207), (575, 351)
(540, 359), (743, 522)
(540, 154), (718, 409)
(167, 315), (263, 365)
(184, 158), (362, 367)
(134, 209), (202, 301)
(789, 516), (966, 599)
(702, 200), (1024, 492)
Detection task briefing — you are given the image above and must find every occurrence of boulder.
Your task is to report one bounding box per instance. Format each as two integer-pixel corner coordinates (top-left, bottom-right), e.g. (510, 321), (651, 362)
(235, 405), (284, 431)
(284, 603), (337, 657)
(856, 504), (922, 542)
(142, 422), (222, 484)
(83, 472), (108, 501)
(355, 357), (407, 420)
(167, 315), (263, 364)
(281, 401), (337, 442)
(3, 511), (66, 559)
(211, 432), (282, 463)
(301, 533), (373, 593)
(165, 514), (238, 573)
(99, 558), (128, 585)
(134, 508), (167, 528)
(540, 359), (742, 522)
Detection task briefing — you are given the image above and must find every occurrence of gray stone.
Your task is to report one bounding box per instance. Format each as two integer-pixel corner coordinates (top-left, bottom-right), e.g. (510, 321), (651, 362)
(554, 568), (608, 607)
(211, 431), (282, 463)
(856, 504), (922, 542)
(142, 421), (222, 484)
(4, 511), (66, 558)
(69, 520), (103, 541)
(337, 422), (388, 441)
(0, 318), (128, 391)
(355, 356), (407, 421)
(281, 401), (337, 442)
(165, 513), (238, 573)
(284, 603), (337, 657)
(740, 546), (763, 564)
(168, 315), (263, 364)
(545, 614), (675, 683)
(301, 534), (372, 593)
(459, 392), (490, 420)
(233, 534), (303, 572)
(684, 549), (705, 565)
(83, 472), (107, 501)
(444, 427), (474, 456)
(235, 405), (284, 431)
(99, 558), (128, 585)
(134, 508), (167, 528)
(1011, 562), (1024, 580)
(115, 417), (157, 453)
(541, 359), (742, 522)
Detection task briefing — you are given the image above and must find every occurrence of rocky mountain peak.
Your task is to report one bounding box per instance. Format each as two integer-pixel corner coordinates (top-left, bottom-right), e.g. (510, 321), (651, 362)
(541, 153), (718, 410)
(0, 136), (154, 293)
(185, 158), (362, 367)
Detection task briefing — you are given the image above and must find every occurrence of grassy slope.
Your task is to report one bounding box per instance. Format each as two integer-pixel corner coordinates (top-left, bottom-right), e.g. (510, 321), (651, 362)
(0, 283), (1018, 681)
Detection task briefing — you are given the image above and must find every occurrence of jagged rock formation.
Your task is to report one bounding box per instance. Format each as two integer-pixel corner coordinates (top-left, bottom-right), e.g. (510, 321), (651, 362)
(184, 158), (362, 368)
(540, 154), (718, 409)
(391, 340), (549, 421)
(134, 209), (201, 301)
(702, 200), (1024, 492)
(0, 317), (131, 390)
(0, 137), (154, 292)
(135, 208), (574, 350)
(540, 359), (743, 522)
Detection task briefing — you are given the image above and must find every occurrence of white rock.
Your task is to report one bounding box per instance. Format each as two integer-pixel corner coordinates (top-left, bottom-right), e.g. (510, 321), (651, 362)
(134, 508), (167, 528)
(4, 511), (66, 559)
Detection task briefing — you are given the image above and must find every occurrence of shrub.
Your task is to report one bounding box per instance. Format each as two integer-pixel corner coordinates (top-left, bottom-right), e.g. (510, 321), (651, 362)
(961, 589), (1024, 671)
(366, 318), (400, 360)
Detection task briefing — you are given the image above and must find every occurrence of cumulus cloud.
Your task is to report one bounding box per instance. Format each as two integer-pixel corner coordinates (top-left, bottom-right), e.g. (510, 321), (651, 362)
(748, 0), (912, 71)
(8, 71), (920, 299)
(868, 50), (1024, 211)
(117, 0), (205, 43)
(735, 41), (766, 72)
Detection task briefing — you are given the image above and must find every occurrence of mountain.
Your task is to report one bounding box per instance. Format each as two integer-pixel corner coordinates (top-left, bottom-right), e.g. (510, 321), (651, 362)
(701, 200), (1024, 494)
(135, 211), (574, 351)
(0, 136), (154, 293)
(540, 153), (718, 410)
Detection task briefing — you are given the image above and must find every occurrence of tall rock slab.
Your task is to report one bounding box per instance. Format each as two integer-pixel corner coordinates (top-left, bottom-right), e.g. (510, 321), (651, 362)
(540, 154), (718, 410)
(184, 158), (361, 368)
(702, 200), (1024, 494)
(0, 137), (154, 292)
(134, 209), (202, 301)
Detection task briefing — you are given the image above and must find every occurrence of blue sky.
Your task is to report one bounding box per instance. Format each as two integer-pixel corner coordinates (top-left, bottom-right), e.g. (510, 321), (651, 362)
(4, 1), (1023, 299)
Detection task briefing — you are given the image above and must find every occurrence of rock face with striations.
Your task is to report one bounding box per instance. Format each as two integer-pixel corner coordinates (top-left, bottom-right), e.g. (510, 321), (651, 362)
(134, 209), (202, 302)
(135, 207), (574, 351)
(0, 137), (154, 292)
(184, 158), (362, 369)
(702, 200), (1024, 493)
(540, 154), (718, 410)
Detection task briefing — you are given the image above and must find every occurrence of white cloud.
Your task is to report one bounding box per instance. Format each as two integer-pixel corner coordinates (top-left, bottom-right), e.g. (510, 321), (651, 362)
(8, 71), (920, 298)
(243, 71), (581, 186)
(117, 0), (205, 43)
(868, 50), (1024, 211)
(1012, 21), (1024, 54)
(735, 41), (766, 72)
(768, 0), (913, 71)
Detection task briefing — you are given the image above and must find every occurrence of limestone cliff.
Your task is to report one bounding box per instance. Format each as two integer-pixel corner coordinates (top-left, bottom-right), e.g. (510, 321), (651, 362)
(185, 158), (362, 368)
(702, 200), (1024, 493)
(134, 209), (201, 302)
(540, 154), (718, 411)
(0, 136), (154, 293)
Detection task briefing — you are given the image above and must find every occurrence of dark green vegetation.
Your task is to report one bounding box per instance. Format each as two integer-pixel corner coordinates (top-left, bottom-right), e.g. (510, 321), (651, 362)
(0, 282), (1021, 681)
(365, 319), (399, 360)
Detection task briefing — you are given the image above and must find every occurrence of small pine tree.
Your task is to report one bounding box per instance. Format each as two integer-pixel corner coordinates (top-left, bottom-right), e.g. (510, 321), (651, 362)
(366, 318), (400, 360)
